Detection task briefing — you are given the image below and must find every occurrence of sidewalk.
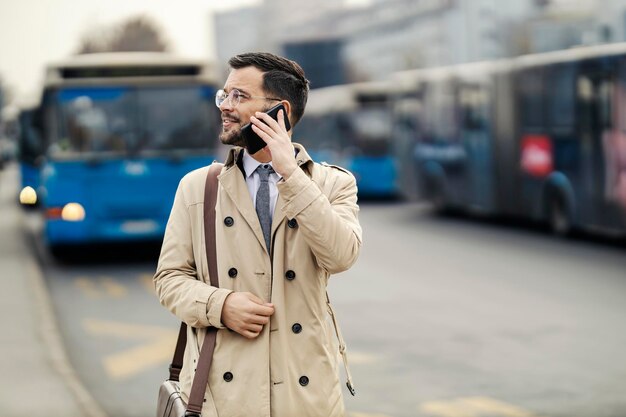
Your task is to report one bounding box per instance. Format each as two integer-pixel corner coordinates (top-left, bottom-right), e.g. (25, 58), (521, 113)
(0, 164), (102, 417)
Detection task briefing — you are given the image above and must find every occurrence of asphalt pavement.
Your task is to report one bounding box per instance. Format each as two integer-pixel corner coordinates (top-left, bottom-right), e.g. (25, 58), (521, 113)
(4, 158), (626, 417)
(0, 164), (105, 417)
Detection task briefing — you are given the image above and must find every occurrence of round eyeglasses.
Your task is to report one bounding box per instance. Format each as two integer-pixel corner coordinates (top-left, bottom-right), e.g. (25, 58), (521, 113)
(215, 89), (282, 108)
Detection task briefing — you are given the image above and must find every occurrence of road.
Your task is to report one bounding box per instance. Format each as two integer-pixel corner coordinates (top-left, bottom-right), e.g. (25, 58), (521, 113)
(28, 200), (626, 417)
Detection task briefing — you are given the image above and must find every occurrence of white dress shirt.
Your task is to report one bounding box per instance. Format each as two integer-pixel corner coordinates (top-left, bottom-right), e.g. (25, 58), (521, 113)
(242, 150), (281, 221)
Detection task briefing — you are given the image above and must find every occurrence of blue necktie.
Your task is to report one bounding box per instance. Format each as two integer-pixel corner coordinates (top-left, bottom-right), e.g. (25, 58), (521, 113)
(255, 164), (274, 251)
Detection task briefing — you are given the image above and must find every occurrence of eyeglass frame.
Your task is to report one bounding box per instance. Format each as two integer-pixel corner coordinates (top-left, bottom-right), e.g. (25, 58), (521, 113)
(215, 88), (282, 108)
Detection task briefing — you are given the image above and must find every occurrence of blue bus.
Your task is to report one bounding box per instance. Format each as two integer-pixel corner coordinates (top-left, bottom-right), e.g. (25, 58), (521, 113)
(17, 106), (44, 206)
(295, 82), (399, 198)
(22, 52), (222, 252)
(393, 44), (626, 237)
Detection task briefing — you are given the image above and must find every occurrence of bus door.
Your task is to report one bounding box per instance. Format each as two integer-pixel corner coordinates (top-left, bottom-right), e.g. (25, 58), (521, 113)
(605, 60), (626, 226)
(517, 67), (548, 219)
(458, 82), (494, 211)
(419, 78), (464, 207)
(577, 59), (625, 229)
(391, 92), (424, 201)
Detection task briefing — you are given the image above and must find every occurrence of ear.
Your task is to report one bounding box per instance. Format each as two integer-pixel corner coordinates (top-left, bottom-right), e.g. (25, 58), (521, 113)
(280, 100), (292, 123)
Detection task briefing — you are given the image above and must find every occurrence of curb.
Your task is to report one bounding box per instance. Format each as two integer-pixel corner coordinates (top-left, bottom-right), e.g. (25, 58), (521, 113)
(23, 216), (109, 417)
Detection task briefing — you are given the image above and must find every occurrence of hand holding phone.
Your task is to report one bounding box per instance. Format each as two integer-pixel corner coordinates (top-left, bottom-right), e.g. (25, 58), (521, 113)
(241, 103), (291, 154)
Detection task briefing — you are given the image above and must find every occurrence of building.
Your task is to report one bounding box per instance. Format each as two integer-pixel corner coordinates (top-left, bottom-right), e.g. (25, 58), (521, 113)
(215, 0), (626, 86)
(212, 0), (342, 79)
(279, 0), (536, 83)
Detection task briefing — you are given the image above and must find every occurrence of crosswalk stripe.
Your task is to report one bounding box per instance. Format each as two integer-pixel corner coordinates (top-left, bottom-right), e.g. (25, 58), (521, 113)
(83, 318), (172, 339)
(74, 277), (128, 298)
(103, 332), (176, 379)
(139, 273), (155, 294)
(74, 277), (101, 298)
(460, 397), (538, 417)
(101, 277), (127, 298)
(82, 318), (177, 380)
(419, 396), (541, 417)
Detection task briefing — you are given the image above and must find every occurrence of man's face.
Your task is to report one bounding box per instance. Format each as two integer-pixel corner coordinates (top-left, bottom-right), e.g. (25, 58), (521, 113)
(218, 66), (273, 147)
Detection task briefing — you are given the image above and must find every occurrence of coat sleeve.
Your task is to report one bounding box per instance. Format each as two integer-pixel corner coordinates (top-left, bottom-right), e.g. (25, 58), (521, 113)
(278, 165), (362, 274)
(153, 177), (232, 329)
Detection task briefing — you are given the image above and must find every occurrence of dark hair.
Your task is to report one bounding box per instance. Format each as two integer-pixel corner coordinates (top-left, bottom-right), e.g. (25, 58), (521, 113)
(228, 52), (310, 125)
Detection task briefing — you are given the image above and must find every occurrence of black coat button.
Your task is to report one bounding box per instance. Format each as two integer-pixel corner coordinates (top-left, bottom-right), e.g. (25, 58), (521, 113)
(228, 268), (237, 278)
(292, 323), (302, 334)
(288, 219), (298, 228)
(299, 376), (309, 386)
(223, 372), (233, 382)
(224, 216), (234, 227)
(285, 270), (296, 280)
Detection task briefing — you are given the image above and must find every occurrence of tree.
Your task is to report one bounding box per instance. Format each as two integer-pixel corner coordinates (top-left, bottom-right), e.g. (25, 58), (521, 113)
(76, 15), (170, 54)
(0, 77), (4, 110)
(0, 76), (13, 110)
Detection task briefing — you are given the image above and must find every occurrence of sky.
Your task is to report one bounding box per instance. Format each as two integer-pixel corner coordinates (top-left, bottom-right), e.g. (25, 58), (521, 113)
(0, 0), (260, 107)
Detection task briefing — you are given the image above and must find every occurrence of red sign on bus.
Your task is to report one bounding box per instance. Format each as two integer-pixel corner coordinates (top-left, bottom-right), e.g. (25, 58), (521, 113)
(520, 134), (553, 177)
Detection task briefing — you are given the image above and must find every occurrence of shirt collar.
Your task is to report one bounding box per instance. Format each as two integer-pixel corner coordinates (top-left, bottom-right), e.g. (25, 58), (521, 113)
(242, 150), (275, 179)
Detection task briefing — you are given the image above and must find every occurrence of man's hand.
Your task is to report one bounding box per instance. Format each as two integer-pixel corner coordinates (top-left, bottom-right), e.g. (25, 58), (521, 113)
(221, 292), (275, 339)
(250, 109), (298, 179)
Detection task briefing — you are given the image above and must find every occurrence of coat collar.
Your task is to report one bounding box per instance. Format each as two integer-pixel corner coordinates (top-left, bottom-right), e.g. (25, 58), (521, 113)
(219, 143), (314, 255)
(224, 143), (313, 172)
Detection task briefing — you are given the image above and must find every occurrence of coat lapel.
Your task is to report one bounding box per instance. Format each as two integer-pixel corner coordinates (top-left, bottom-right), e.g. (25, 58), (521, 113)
(271, 195), (286, 236)
(271, 144), (314, 237)
(218, 157), (268, 253)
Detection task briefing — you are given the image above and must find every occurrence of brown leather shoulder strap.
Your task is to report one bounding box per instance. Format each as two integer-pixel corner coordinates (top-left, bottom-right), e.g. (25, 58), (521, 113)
(203, 163), (222, 288)
(166, 163), (223, 416)
(186, 162), (223, 415)
(168, 321), (187, 382)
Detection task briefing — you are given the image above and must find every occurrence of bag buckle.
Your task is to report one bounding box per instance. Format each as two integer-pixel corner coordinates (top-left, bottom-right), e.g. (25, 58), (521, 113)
(169, 364), (182, 381)
(346, 381), (356, 396)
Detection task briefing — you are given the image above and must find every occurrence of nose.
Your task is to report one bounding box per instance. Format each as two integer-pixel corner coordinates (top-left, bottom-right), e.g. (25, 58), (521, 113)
(219, 97), (233, 111)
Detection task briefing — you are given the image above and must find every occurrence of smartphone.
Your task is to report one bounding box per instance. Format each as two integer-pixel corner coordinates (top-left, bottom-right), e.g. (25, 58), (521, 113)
(241, 103), (291, 154)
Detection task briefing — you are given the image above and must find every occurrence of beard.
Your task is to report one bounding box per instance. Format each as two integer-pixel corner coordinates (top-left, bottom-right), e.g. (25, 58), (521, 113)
(219, 104), (271, 148)
(219, 111), (246, 147)
(219, 125), (246, 147)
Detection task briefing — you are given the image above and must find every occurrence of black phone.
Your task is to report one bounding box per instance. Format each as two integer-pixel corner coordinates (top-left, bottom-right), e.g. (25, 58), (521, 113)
(241, 103), (291, 154)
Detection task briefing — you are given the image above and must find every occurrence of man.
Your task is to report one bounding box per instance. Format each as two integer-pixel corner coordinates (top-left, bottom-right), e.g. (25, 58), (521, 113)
(154, 52), (362, 417)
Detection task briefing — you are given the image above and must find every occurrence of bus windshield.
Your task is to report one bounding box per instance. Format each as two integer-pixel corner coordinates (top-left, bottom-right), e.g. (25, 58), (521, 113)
(349, 107), (392, 140)
(50, 85), (217, 158)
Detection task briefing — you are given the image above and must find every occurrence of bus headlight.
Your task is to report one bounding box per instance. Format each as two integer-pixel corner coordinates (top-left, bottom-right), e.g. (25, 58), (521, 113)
(61, 203), (86, 221)
(19, 186), (38, 205)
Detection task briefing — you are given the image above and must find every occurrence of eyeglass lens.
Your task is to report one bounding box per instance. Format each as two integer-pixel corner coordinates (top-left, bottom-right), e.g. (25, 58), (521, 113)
(215, 89), (241, 108)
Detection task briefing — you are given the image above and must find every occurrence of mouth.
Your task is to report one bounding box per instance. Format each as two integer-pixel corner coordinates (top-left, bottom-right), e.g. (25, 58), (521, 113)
(221, 115), (240, 129)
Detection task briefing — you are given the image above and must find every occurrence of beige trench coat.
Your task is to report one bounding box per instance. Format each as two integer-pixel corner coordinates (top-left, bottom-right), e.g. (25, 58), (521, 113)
(154, 144), (362, 417)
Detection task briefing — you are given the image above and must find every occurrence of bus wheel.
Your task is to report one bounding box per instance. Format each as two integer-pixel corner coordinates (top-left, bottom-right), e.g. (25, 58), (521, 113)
(548, 194), (571, 236)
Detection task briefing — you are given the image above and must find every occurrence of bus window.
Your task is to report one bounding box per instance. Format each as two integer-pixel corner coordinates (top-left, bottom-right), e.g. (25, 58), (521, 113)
(459, 84), (489, 131)
(519, 69), (545, 130)
(348, 105), (392, 155)
(423, 80), (457, 143)
(603, 63), (626, 208)
(53, 87), (133, 156)
(549, 64), (576, 132)
(136, 86), (217, 153)
(598, 80), (613, 130)
(18, 109), (44, 165)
